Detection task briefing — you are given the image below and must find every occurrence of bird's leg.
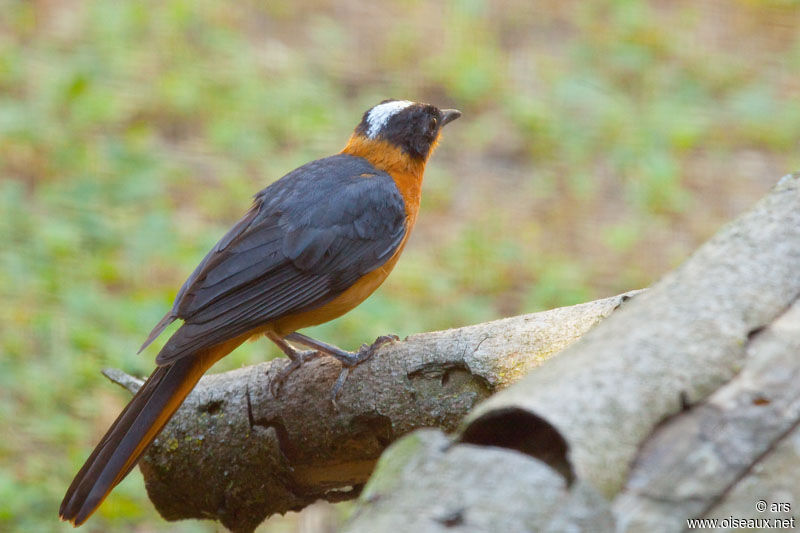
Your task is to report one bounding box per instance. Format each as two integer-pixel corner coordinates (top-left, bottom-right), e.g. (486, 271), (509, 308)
(267, 332), (323, 397)
(285, 332), (399, 404)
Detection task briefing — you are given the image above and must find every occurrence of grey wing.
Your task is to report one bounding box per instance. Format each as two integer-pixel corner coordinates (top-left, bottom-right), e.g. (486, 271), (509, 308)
(140, 155), (407, 365)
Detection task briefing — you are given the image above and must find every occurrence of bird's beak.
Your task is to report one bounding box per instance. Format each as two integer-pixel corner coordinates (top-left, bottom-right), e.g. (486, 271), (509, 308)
(440, 109), (462, 127)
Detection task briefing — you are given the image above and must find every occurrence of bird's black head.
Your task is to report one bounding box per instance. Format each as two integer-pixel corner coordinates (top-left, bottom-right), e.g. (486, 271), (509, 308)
(354, 100), (461, 160)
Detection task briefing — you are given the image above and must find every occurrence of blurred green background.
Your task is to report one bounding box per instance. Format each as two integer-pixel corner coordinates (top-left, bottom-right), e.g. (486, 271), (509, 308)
(1, 0), (799, 531)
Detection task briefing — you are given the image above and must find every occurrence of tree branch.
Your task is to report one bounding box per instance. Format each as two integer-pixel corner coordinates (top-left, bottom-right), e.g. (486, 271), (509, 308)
(342, 173), (800, 533)
(107, 290), (639, 532)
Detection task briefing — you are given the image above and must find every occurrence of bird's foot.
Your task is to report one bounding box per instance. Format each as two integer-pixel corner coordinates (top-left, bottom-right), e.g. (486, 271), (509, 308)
(270, 349), (322, 397)
(329, 334), (399, 406)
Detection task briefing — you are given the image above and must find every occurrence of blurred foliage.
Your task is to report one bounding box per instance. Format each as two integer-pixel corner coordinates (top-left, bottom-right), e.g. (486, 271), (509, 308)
(1, 0), (799, 531)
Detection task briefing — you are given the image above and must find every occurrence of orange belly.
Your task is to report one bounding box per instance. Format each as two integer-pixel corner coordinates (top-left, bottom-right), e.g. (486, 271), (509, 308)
(268, 235), (409, 338)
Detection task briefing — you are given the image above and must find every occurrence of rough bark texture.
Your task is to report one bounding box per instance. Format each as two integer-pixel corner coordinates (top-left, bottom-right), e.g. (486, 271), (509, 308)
(107, 291), (637, 532)
(614, 297), (800, 531)
(343, 174), (800, 532)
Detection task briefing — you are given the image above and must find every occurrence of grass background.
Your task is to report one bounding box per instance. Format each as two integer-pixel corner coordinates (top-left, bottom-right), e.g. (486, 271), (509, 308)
(1, 0), (799, 531)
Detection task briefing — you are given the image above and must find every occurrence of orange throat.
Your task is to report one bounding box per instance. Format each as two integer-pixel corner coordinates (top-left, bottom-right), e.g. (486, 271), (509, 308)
(341, 134), (434, 223)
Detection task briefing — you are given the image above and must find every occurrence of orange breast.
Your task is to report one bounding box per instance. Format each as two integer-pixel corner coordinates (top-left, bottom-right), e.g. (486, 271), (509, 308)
(267, 133), (428, 338)
(340, 135), (427, 223)
(269, 231), (410, 337)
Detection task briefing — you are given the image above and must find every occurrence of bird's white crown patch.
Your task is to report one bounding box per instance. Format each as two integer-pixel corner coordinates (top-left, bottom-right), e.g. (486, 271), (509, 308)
(366, 100), (413, 138)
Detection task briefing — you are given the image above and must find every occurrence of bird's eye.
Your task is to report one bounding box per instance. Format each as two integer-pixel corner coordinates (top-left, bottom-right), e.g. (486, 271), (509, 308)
(428, 117), (438, 132)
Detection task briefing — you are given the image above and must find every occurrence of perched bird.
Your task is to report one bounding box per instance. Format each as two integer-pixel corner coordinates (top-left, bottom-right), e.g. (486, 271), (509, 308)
(59, 99), (461, 526)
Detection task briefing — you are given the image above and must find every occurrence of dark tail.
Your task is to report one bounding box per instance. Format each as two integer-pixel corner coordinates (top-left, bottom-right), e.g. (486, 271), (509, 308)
(59, 354), (213, 526)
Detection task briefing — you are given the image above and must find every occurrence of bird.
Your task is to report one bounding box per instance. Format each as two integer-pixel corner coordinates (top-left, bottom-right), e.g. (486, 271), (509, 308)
(59, 99), (461, 526)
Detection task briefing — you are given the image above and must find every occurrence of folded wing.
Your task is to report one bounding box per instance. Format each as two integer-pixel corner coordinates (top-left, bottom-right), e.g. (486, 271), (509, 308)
(144, 154), (407, 365)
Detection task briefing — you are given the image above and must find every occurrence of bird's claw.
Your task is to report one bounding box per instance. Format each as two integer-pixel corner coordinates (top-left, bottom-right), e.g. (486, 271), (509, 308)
(353, 334), (399, 364)
(330, 334), (399, 407)
(270, 349), (321, 398)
